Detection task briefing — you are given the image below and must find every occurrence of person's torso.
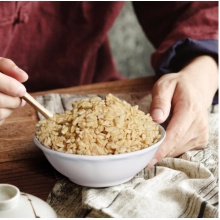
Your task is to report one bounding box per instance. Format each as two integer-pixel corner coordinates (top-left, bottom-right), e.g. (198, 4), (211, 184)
(0, 1), (124, 91)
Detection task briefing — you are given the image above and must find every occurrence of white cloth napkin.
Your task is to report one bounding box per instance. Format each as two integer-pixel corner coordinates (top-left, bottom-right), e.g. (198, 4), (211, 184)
(36, 93), (218, 218)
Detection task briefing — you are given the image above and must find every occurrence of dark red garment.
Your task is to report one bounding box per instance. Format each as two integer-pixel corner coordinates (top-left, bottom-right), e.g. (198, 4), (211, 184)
(0, 2), (218, 92)
(132, 1), (218, 69)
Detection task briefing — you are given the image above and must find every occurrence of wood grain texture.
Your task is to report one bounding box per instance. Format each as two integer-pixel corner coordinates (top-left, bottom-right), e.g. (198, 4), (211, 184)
(1, 76), (218, 218)
(0, 158), (57, 200)
(32, 76), (156, 96)
(0, 77), (155, 201)
(22, 93), (53, 119)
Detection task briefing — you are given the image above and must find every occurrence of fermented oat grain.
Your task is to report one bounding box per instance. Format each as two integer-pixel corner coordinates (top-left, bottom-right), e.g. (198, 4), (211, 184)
(36, 94), (161, 155)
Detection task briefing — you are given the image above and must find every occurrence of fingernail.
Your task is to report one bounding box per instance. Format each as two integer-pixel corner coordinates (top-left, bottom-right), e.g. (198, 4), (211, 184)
(151, 109), (164, 121)
(17, 84), (26, 96)
(147, 158), (158, 168)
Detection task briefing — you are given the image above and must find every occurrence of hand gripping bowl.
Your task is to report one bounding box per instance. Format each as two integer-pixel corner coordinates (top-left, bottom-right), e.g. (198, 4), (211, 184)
(34, 125), (165, 188)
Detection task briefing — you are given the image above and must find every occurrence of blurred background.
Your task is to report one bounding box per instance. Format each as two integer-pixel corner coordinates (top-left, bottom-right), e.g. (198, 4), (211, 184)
(108, 2), (155, 79)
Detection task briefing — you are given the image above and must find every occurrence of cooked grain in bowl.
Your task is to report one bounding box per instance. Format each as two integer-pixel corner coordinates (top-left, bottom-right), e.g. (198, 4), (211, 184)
(36, 94), (161, 155)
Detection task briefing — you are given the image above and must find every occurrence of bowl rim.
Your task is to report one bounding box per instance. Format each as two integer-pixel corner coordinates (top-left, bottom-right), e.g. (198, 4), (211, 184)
(34, 125), (166, 161)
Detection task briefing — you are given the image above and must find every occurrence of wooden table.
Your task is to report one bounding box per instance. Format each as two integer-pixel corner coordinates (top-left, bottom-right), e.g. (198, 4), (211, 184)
(0, 77), (156, 201)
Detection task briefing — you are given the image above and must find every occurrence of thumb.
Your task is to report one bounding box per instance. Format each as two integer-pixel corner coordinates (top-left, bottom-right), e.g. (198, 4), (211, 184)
(150, 78), (176, 123)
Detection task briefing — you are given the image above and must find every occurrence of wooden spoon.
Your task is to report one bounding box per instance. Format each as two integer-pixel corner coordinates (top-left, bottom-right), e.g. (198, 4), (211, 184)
(22, 93), (53, 119)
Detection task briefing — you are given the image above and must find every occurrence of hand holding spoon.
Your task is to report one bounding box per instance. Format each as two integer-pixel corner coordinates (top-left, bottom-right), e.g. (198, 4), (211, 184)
(22, 93), (53, 119)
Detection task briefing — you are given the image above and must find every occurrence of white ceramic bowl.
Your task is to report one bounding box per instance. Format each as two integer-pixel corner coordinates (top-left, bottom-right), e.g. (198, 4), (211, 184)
(34, 125), (165, 187)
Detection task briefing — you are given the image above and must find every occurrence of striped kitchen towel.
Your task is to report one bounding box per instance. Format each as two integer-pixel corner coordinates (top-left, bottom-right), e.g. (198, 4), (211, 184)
(36, 93), (218, 218)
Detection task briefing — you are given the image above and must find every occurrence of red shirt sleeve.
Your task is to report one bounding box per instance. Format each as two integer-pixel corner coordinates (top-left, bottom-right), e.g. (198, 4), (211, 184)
(132, 1), (218, 70)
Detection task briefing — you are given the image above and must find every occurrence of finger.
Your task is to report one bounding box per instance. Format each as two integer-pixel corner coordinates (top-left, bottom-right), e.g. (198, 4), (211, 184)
(168, 110), (209, 156)
(0, 72), (26, 97)
(0, 108), (13, 121)
(168, 128), (209, 157)
(159, 104), (193, 158)
(0, 57), (28, 82)
(0, 119), (5, 126)
(148, 102), (193, 168)
(150, 76), (176, 123)
(168, 137), (208, 158)
(0, 92), (26, 109)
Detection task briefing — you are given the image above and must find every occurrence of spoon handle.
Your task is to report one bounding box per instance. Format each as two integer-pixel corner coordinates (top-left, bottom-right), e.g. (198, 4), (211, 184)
(22, 93), (53, 119)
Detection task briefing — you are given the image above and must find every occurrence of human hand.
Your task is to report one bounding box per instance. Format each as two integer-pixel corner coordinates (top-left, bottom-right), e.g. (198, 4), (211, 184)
(0, 57), (28, 125)
(148, 55), (218, 167)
